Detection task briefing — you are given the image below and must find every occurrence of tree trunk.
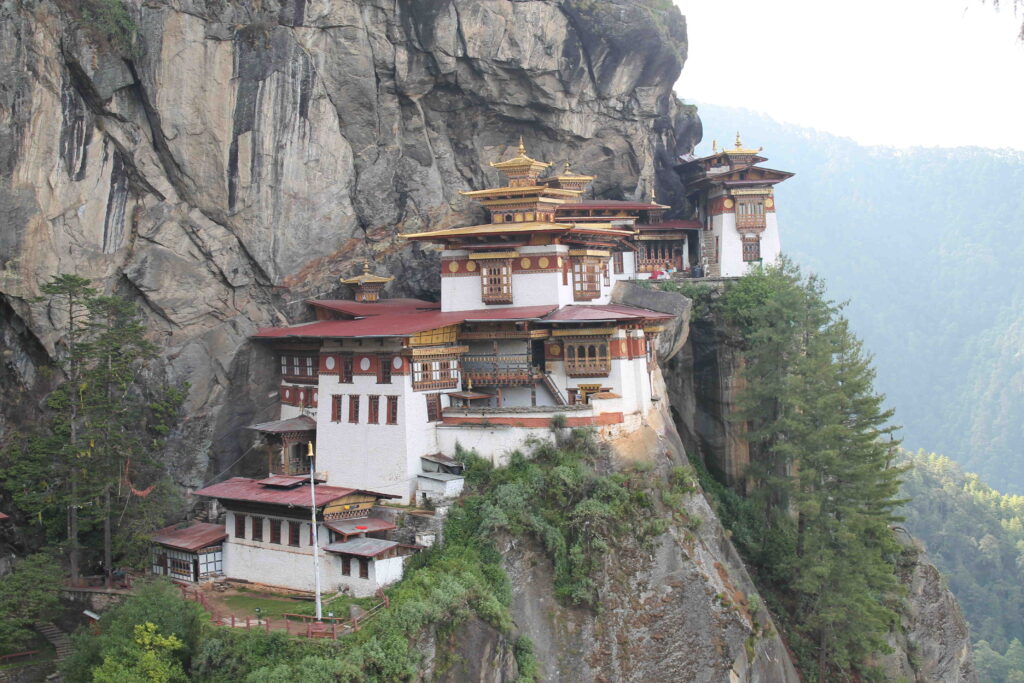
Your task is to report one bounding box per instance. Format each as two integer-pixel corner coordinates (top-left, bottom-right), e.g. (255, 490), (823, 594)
(68, 475), (79, 583)
(103, 487), (112, 588)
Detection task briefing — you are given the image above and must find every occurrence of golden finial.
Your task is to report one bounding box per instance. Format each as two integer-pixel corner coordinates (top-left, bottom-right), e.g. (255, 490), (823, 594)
(518, 136), (526, 156)
(362, 260), (371, 274)
(564, 160), (572, 174)
(712, 139), (718, 153)
(652, 186), (657, 201)
(735, 131), (743, 149)
(467, 377), (474, 390)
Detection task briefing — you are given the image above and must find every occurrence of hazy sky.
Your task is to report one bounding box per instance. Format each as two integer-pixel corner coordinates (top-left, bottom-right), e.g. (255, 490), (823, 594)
(674, 0), (1024, 150)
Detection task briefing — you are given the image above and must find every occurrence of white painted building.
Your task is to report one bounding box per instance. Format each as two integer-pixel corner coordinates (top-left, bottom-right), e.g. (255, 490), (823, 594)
(184, 142), (685, 595)
(676, 135), (793, 278)
(193, 476), (414, 597)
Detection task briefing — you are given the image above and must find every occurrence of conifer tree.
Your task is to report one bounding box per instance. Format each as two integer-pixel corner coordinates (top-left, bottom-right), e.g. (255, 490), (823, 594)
(718, 259), (906, 679)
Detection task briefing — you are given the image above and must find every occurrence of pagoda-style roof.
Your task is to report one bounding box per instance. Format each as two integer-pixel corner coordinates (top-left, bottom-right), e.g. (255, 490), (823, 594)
(489, 138), (552, 173)
(557, 200), (669, 212)
(340, 262), (393, 286)
(402, 221), (632, 242)
(458, 186), (581, 199)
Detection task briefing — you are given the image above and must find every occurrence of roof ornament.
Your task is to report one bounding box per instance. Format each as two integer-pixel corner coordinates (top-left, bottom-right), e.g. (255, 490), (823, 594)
(712, 139), (718, 154)
(735, 131), (743, 149)
(564, 160), (572, 174)
(518, 136), (526, 156)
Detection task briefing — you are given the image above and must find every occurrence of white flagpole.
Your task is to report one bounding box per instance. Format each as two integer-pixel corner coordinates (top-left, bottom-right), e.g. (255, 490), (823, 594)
(308, 441), (323, 621)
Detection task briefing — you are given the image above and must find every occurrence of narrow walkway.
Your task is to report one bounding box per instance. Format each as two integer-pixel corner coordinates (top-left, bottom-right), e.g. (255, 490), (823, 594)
(34, 622), (71, 661)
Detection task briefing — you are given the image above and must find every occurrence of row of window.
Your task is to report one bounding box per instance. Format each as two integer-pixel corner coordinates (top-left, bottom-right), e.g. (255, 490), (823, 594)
(328, 394), (445, 424)
(341, 555), (371, 579)
(411, 358), (460, 391)
(234, 514), (307, 546)
(479, 258), (608, 304)
(331, 395), (400, 425)
(281, 354), (396, 384)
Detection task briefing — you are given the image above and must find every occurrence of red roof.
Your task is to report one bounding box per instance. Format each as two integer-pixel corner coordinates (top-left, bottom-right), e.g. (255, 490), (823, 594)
(557, 200), (665, 211)
(543, 304), (675, 322)
(636, 220), (701, 230)
(151, 522), (227, 551)
(194, 477), (399, 508)
(254, 306), (557, 340)
(324, 516), (397, 537)
(0, 512), (9, 521)
(307, 299), (439, 317)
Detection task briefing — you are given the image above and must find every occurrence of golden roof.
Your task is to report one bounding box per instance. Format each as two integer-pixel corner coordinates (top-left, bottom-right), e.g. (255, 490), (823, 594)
(550, 160), (595, 183)
(723, 131), (763, 156)
(489, 137), (553, 171)
(402, 221), (633, 241)
(459, 185), (582, 199)
(340, 261), (394, 285)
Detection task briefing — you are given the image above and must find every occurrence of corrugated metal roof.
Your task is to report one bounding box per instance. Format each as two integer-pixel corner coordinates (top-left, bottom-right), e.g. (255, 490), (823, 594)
(323, 537), (399, 557)
(421, 453), (462, 467)
(418, 472), (463, 482)
(543, 304), (675, 322)
(248, 416), (316, 433)
(194, 477), (399, 508)
(324, 517), (396, 536)
(151, 522), (227, 551)
(254, 306), (557, 340)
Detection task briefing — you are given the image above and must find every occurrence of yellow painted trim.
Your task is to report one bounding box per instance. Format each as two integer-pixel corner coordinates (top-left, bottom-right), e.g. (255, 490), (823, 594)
(468, 251), (519, 260)
(568, 249), (611, 257)
(551, 327), (616, 337)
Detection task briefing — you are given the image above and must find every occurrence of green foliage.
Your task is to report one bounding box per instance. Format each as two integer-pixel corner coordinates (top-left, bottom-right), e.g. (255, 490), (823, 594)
(79, 0), (136, 56)
(180, 431), (662, 681)
(91, 623), (187, 683)
(0, 553), (63, 653)
(62, 580), (205, 682)
(1, 276), (186, 573)
(697, 103), (1024, 494)
(513, 635), (538, 683)
(460, 429), (663, 606)
(898, 450), (1024, 671)
(697, 261), (906, 680)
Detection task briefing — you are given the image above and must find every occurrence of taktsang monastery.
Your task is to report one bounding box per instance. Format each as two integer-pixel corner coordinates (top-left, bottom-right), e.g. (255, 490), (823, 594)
(152, 138), (790, 595)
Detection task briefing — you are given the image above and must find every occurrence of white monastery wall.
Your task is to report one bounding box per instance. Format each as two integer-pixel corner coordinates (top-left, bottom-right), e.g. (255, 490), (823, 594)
(437, 424), (555, 465)
(760, 212), (782, 266)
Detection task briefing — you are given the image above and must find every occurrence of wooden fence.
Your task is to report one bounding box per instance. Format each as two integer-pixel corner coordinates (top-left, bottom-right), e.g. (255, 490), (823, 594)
(178, 586), (389, 641)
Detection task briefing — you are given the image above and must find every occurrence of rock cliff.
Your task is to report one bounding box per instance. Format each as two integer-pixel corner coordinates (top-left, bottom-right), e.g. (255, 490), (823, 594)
(0, 0), (700, 481)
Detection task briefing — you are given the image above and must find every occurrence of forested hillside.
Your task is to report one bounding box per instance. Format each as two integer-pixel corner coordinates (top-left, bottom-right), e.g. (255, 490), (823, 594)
(900, 451), (1024, 682)
(693, 104), (1024, 493)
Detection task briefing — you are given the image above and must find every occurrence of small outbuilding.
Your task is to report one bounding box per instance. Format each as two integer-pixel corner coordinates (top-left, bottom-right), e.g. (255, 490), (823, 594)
(151, 522), (227, 583)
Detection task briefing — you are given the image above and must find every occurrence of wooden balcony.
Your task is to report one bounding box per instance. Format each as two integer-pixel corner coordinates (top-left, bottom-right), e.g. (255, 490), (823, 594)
(462, 353), (535, 386)
(736, 214), (766, 231)
(565, 359), (611, 378)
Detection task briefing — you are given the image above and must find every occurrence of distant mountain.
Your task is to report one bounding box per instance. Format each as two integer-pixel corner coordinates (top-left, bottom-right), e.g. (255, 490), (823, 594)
(692, 103), (1024, 493)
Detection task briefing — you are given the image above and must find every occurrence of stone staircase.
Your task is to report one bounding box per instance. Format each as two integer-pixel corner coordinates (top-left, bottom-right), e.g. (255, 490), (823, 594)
(34, 622), (71, 661)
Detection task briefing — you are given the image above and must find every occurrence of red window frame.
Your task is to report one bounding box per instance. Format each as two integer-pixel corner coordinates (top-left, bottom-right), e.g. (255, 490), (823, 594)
(387, 396), (399, 425)
(234, 514), (246, 539)
(348, 395), (360, 423)
(269, 519), (281, 544)
(288, 521), (300, 547)
(368, 395), (380, 424)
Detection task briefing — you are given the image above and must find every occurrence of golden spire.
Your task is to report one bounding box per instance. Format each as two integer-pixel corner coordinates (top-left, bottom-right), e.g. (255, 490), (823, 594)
(564, 160), (572, 174)
(651, 186), (657, 201)
(712, 139), (718, 153)
(362, 260), (371, 274)
(735, 131), (743, 149)
(518, 136), (526, 156)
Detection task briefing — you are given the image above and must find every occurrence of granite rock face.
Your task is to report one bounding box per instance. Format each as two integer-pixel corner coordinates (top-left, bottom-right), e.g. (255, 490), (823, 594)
(0, 0), (700, 481)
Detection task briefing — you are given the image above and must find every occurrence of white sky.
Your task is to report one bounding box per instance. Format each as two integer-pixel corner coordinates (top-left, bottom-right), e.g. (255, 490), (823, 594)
(673, 0), (1024, 150)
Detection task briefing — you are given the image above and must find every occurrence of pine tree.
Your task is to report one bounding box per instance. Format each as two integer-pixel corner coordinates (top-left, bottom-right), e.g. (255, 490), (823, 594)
(719, 260), (906, 679)
(38, 274), (97, 582)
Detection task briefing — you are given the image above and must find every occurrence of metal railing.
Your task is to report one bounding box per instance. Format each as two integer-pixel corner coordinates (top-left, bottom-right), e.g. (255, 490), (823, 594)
(461, 353), (534, 384)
